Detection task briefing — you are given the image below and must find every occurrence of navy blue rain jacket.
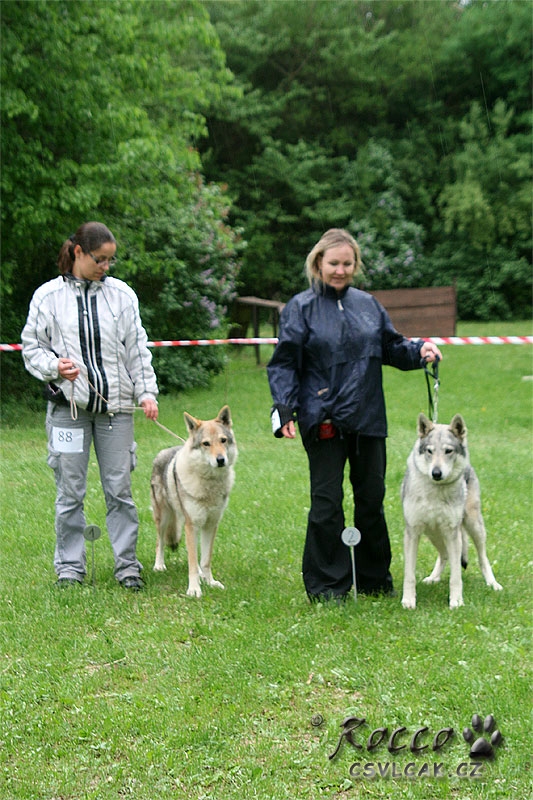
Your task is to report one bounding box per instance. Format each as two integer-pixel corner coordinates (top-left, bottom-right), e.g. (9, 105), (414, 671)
(267, 283), (424, 439)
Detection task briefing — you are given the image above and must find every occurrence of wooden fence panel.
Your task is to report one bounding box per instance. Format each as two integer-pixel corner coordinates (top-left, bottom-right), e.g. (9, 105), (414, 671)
(369, 286), (456, 337)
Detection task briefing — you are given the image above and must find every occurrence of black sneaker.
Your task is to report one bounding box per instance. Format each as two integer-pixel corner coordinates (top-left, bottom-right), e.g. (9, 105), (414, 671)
(56, 577), (82, 588)
(120, 576), (144, 592)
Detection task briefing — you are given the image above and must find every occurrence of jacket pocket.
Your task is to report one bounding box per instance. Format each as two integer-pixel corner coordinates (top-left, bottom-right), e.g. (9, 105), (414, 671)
(130, 441), (138, 472)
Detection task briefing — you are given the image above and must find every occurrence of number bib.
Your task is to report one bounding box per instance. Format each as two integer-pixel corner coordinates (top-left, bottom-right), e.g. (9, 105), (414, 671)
(52, 426), (84, 453)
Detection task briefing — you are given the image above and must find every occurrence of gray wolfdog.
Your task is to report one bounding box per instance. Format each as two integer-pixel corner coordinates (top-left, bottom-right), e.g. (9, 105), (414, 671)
(401, 413), (502, 609)
(151, 405), (237, 597)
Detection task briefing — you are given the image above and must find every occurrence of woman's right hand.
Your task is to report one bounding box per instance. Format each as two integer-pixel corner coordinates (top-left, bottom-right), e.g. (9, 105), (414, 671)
(58, 358), (80, 382)
(281, 420), (296, 439)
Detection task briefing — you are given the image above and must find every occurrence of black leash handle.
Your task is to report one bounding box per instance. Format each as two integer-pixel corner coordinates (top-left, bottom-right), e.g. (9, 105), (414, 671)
(421, 354), (440, 422)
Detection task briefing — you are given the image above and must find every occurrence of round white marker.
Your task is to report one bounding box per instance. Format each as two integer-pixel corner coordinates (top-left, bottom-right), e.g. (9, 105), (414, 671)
(341, 527), (361, 602)
(83, 524), (102, 542)
(341, 526), (361, 547)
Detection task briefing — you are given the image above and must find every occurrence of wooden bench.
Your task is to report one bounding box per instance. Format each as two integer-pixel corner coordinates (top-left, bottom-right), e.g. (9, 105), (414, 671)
(232, 296), (285, 363)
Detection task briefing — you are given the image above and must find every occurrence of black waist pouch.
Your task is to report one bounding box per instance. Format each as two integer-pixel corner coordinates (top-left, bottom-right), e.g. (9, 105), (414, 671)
(44, 383), (68, 405)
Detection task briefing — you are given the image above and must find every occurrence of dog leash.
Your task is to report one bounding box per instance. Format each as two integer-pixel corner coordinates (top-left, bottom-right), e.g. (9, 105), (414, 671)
(421, 355), (440, 423)
(67, 364), (186, 442)
(152, 419), (186, 442)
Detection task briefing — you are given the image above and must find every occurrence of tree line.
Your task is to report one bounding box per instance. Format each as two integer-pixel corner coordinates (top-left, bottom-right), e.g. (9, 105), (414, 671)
(201, 0), (531, 319)
(1, 0), (531, 401)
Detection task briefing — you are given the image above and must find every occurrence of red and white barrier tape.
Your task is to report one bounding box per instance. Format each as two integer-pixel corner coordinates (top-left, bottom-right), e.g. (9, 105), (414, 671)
(1, 335), (532, 352)
(0, 337), (279, 352)
(148, 337), (280, 347)
(424, 335), (533, 345)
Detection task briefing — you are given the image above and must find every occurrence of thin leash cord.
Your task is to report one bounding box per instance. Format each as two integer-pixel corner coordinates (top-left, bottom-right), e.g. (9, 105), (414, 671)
(422, 355), (440, 423)
(67, 364), (186, 442)
(152, 419), (186, 442)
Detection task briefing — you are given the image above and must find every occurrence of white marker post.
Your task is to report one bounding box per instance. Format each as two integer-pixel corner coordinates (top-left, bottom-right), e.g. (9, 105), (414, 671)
(83, 524), (102, 588)
(341, 526), (361, 603)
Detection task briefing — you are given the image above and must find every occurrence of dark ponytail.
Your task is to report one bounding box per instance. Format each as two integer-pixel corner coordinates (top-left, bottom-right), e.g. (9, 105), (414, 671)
(57, 222), (116, 275)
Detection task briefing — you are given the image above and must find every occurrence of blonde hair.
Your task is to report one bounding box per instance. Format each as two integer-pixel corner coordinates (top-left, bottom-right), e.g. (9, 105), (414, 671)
(305, 228), (362, 288)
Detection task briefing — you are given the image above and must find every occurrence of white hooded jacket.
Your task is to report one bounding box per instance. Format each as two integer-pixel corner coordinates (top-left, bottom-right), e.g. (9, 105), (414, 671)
(21, 273), (158, 414)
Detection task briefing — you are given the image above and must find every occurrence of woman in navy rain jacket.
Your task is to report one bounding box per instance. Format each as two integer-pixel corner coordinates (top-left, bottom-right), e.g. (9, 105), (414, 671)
(267, 229), (441, 602)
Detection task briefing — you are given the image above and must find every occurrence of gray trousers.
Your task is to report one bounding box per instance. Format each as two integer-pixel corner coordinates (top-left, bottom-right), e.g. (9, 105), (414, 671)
(46, 403), (142, 582)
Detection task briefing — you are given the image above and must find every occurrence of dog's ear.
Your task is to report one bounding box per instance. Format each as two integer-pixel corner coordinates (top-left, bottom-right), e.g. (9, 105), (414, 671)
(417, 413), (433, 437)
(217, 405), (232, 428)
(450, 414), (467, 440)
(183, 412), (200, 434)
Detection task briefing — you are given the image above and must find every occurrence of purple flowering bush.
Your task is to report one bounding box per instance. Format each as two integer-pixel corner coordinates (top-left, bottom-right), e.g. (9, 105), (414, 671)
(115, 176), (243, 393)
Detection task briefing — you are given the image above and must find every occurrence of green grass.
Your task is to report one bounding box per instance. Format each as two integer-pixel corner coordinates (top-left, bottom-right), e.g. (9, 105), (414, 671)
(1, 321), (531, 799)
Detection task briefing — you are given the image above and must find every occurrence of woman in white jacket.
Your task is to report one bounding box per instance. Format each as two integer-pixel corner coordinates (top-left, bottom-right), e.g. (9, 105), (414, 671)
(21, 221), (159, 591)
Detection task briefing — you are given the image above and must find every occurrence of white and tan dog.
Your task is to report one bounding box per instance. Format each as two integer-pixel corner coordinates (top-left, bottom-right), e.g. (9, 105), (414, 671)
(151, 406), (237, 597)
(401, 413), (502, 609)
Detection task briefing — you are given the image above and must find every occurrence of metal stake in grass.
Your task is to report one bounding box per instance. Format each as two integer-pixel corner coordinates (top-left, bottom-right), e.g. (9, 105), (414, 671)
(341, 527), (361, 603)
(83, 525), (102, 588)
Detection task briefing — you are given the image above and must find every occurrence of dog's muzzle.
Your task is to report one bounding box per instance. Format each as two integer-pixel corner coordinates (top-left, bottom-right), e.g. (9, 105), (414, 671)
(216, 456), (227, 468)
(432, 468), (443, 481)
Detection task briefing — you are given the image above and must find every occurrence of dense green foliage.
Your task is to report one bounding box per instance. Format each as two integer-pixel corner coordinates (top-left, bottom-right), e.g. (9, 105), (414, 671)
(1, 0), (531, 405)
(1, 0), (242, 397)
(201, 0), (531, 317)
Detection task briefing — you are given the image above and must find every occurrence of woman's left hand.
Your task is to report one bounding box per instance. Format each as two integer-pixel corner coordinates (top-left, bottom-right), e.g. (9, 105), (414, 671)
(420, 342), (443, 363)
(141, 399), (159, 420)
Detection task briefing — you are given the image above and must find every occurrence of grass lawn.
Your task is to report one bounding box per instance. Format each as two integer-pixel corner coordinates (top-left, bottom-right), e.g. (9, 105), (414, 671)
(0, 320), (531, 799)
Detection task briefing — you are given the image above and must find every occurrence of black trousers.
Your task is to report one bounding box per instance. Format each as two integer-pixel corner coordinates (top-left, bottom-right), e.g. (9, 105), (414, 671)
(301, 430), (393, 599)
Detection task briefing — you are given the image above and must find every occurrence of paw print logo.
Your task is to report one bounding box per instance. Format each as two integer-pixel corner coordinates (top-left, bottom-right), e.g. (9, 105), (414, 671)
(463, 713), (502, 758)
